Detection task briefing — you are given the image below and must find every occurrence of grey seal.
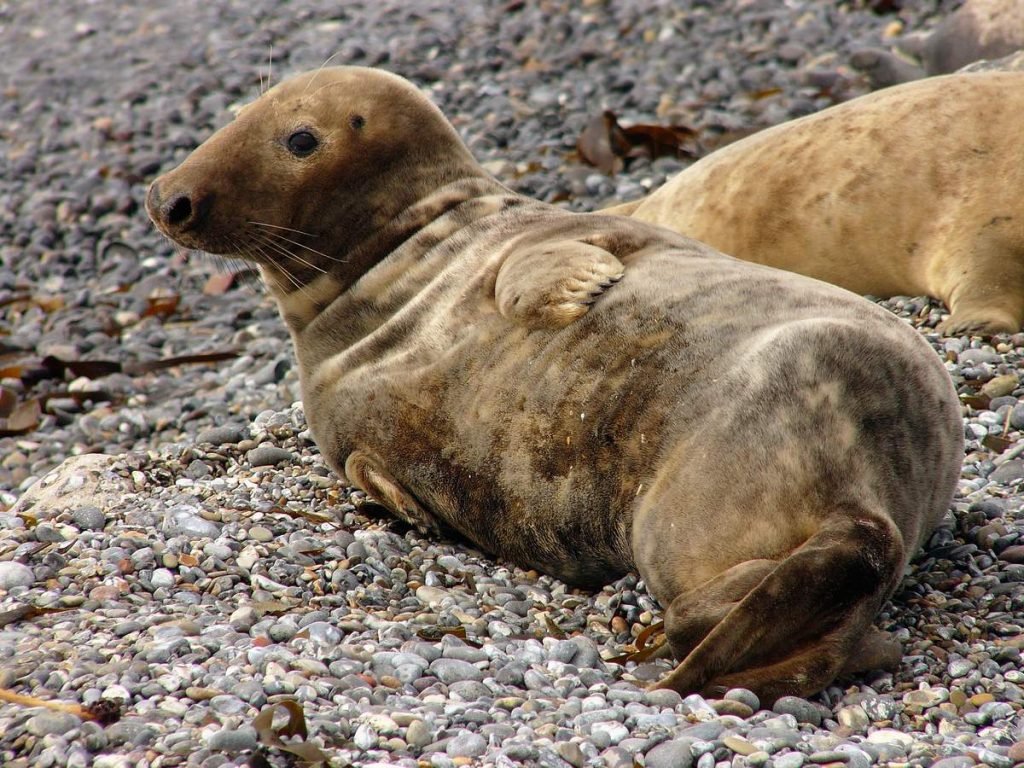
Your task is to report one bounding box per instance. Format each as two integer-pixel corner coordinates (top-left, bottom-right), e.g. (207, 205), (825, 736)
(147, 66), (964, 701)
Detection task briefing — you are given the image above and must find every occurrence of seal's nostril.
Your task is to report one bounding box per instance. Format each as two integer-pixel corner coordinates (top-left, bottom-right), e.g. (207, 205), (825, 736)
(166, 195), (193, 227)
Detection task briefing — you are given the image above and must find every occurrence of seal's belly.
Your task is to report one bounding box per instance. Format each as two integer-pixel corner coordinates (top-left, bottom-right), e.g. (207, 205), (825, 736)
(364, 320), (685, 583)
(309, 261), (740, 584)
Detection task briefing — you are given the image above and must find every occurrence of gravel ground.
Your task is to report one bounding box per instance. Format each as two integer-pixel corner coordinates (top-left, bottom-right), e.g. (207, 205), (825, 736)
(3, 1), (1024, 767)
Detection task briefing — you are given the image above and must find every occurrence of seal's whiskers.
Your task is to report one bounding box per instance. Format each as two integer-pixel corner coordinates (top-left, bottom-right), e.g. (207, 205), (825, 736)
(248, 221), (318, 238)
(249, 222), (342, 263)
(248, 231), (323, 272)
(244, 238), (315, 300)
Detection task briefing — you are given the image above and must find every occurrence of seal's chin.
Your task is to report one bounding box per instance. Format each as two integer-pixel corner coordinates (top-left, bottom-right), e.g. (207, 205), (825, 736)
(148, 218), (255, 262)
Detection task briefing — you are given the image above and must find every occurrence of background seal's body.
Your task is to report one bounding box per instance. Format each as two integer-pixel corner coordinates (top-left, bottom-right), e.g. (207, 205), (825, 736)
(607, 72), (1024, 337)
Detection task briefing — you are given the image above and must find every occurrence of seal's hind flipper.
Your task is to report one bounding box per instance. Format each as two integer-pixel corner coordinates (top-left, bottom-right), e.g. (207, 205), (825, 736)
(652, 511), (905, 704)
(495, 239), (624, 330)
(344, 450), (441, 537)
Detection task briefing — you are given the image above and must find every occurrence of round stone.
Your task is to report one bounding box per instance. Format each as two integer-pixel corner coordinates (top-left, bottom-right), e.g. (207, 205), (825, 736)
(554, 741), (585, 768)
(151, 568), (175, 588)
(446, 731), (486, 758)
(247, 445), (295, 467)
(405, 719), (431, 748)
(773, 696), (822, 727)
(206, 726), (259, 752)
(712, 699), (754, 718)
(645, 688), (684, 709)
(723, 735), (758, 755)
(229, 606), (258, 632)
(837, 704), (870, 731)
(903, 688), (949, 708)
(249, 526), (274, 542)
(773, 753), (807, 768)
(209, 695), (248, 716)
(0, 561), (35, 589)
(866, 728), (915, 748)
(646, 739), (696, 768)
(724, 687), (761, 711)
(27, 711), (82, 736)
(196, 425), (248, 445)
(947, 658), (976, 678)
(71, 505), (105, 530)
(429, 658), (484, 684)
(353, 722), (377, 750)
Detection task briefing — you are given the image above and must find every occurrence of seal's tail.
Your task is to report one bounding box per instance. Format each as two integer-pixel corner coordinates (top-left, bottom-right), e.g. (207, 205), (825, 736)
(652, 509), (905, 704)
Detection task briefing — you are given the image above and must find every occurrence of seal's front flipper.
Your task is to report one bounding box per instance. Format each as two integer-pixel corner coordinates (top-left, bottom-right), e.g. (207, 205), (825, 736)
(651, 511), (905, 704)
(344, 451), (441, 537)
(935, 236), (1024, 337)
(936, 306), (1020, 338)
(495, 240), (624, 330)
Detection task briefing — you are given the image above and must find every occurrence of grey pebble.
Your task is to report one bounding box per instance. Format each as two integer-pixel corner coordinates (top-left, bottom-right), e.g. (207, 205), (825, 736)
(429, 658), (484, 684)
(977, 749), (1015, 768)
(724, 687), (760, 711)
(246, 445), (296, 467)
(446, 731), (486, 758)
(71, 504), (105, 530)
(27, 710), (82, 736)
(196, 425), (248, 444)
(208, 694), (248, 716)
(405, 719), (432, 748)
(644, 688), (684, 709)
(773, 696), (823, 726)
(645, 738), (696, 768)
(678, 721), (724, 741)
(931, 759), (978, 768)
(809, 750), (851, 763)
(990, 460), (1024, 484)
(206, 726), (258, 752)
(1010, 403), (1024, 430)
(229, 606), (257, 632)
(0, 561), (35, 589)
(150, 567), (175, 589)
(554, 741), (585, 768)
(162, 506), (221, 539)
(948, 658), (976, 677)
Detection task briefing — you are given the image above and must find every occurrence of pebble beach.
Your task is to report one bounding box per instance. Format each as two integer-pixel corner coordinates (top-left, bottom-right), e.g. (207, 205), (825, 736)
(2, 1), (1024, 767)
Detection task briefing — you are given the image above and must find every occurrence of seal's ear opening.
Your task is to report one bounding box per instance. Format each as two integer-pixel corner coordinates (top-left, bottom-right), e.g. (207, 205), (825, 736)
(350, 114), (365, 131)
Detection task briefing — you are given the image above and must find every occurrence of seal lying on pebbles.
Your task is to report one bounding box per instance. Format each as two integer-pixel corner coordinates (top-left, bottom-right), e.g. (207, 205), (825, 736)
(852, 0), (1024, 87)
(147, 66), (963, 701)
(605, 72), (1024, 337)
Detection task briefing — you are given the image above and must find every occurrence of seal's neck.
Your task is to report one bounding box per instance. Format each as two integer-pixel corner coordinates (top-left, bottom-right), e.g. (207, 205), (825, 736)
(262, 174), (522, 334)
(261, 159), (508, 291)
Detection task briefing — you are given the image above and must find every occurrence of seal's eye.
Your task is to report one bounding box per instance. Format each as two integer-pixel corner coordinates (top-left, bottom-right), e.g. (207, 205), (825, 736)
(286, 131), (319, 157)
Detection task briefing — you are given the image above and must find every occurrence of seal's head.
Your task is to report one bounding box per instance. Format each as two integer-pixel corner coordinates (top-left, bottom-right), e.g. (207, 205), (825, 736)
(146, 67), (482, 289)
